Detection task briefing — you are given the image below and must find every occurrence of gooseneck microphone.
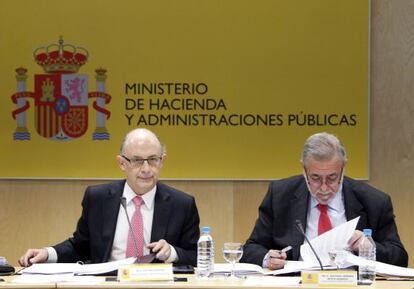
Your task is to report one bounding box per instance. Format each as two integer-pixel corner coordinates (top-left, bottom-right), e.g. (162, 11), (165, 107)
(295, 219), (324, 270)
(120, 197), (139, 262)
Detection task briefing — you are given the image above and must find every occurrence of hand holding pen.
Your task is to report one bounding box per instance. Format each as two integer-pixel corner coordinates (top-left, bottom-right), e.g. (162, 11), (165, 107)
(267, 246), (292, 270)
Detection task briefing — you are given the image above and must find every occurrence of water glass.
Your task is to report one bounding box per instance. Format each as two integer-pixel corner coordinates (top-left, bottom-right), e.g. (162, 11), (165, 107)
(222, 242), (243, 279)
(328, 247), (349, 269)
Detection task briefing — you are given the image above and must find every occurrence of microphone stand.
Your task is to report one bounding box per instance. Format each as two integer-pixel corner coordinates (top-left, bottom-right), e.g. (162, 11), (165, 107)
(295, 219), (324, 271)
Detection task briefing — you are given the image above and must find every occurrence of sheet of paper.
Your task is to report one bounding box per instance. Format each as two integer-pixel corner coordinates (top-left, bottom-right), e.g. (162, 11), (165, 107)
(75, 257), (136, 275)
(264, 260), (318, 275)
(20, 257), (136, 275)
(245, 276), (301, 285)
(20, 263), (80, 274)
(214, 263), (264, 275)
(347, 253), (414, 278)
(300, 216), (360, 265)
(11, 274), (101, 284)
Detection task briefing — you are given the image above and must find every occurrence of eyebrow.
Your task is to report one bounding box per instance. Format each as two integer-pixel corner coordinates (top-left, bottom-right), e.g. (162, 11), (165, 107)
(130, 154), (159, 159)
(310, 173), (339, 178)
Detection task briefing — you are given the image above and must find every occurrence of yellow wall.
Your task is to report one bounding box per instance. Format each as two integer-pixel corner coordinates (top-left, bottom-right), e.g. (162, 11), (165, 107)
(1, 0), (413, 267)
(0, 0), (369, 179)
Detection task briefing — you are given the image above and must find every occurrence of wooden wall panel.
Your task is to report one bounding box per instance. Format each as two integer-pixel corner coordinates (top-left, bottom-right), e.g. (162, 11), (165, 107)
(369, 0), (414, 267)
(0, 180), (102, 264)
(233, 181), (269, 244)
(1, 0), (414, 268)
(164, 181), (234, 262)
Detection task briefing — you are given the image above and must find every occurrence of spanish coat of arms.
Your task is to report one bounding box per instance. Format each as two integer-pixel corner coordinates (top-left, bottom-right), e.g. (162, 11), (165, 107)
(11, 37), (111, 141)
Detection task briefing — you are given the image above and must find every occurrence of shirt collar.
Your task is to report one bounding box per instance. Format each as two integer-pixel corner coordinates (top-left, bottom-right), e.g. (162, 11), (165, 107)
(123, 182), (157, 210)
(310, 184), (344, 212)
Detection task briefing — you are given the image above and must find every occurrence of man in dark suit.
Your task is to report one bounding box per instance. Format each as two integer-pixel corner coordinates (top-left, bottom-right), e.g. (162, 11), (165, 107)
(241, 132), (408, 269)
(19, 128), (200, 266)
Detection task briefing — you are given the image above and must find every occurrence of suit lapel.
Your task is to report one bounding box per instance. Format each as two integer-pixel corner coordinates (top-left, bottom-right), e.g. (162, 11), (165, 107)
(151, 184), (171, 242)
(343, 178), (366, 231)
(102, 180), (124, 262)
(289, 180), (309, 260)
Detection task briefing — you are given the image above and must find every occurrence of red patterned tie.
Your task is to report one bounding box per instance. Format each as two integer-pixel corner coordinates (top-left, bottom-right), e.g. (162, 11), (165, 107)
(318, 204), (332, 235)
(126, 196), (144, 257)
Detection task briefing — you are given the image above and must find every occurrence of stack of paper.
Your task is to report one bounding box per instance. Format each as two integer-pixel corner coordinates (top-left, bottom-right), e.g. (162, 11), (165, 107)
(11, 274), (101, 284)
(346, 253), (414, 279)
(20, 257), (136, 275)
(214, 263), (264, 275)
(299, 217), (360, 266)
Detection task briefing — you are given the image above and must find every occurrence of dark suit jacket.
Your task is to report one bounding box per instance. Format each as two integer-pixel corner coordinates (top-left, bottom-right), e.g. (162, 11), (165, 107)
(241, 175), (408, 267)
(53, 180), (200, 266)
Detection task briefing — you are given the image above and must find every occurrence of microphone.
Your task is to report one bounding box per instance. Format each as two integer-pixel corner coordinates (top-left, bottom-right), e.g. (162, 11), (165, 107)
(295, 219), (324, 270)
(120, 197), (140, 263)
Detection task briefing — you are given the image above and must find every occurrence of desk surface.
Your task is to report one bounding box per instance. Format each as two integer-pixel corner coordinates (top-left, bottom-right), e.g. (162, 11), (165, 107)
(57, 279), (414, 289)
(2, 275), (414, 289)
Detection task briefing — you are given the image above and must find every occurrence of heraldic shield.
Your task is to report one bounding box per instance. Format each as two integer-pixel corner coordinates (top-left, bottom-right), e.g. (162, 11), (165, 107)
(11, 37), (111, 141)
(34, 74), (88, 140)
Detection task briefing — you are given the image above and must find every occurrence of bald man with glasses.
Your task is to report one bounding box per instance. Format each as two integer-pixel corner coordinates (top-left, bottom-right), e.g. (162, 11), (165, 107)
(19, 128), (200, 267)
(241, 132), (408, 269)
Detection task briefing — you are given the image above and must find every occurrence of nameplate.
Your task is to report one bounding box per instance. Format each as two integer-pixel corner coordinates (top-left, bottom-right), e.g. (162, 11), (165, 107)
(118, 263), (173, 282)
(301, 270), (357, 286)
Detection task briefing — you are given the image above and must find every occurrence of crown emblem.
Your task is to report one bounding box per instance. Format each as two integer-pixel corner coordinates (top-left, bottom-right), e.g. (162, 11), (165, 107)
(33, 36), (89, 74)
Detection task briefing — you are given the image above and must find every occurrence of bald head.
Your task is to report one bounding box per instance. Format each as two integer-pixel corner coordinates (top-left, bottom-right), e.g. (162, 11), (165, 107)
(118, 128), (166, 195)
(120, 128), (165, 156)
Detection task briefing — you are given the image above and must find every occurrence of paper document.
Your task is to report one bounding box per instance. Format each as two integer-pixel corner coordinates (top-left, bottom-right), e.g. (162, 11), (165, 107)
(11, 274), (101, 284)
(300, 217), (360, 266)
(265, 217), (359, 275)
(265, 260), (335, 276)
(245, 276), (301, 285)
(346, 253), (414, 278)
(20, 257), (136, 275)
(214, 263), (264, 275)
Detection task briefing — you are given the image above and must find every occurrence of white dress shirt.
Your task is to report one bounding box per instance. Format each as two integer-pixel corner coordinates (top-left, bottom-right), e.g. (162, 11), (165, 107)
(305, 186), (347, 241)
(109, 182), (157, 261)
(47, 182), (177, 263)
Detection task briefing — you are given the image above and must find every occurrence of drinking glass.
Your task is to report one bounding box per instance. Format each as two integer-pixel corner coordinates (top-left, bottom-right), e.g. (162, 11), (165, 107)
(222, 242), (243, 279)
(328, 247), (348, 269)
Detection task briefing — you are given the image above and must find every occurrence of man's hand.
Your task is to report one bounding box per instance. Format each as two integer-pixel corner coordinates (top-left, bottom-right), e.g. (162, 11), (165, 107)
(348, 230), (365, 252)
(18, 248), (48, 267)
(267, 249), (287, 270)
(147, 239), (171, 261)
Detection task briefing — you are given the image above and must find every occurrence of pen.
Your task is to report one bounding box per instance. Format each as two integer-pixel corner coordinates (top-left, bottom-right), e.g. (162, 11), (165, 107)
(270, 245), (292, 258)
(280, 245), (292, 253)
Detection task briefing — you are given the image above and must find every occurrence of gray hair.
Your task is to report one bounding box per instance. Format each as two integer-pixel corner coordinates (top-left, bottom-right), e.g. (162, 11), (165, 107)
(301, 132), (346, 166)
(119, 128), (166, 155)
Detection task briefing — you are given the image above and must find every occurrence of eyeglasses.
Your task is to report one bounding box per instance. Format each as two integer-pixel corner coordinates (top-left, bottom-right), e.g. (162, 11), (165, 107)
(121, 155), (162, 168)
(304, 167), (343, 188)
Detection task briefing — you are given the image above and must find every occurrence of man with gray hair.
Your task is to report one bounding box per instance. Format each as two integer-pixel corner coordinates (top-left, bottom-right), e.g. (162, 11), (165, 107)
(241, 132), (408, 269)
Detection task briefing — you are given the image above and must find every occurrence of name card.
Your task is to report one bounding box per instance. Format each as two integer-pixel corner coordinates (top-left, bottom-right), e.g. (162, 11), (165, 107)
(301, 270), (357, 286)
(118, 263), (174, 282)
